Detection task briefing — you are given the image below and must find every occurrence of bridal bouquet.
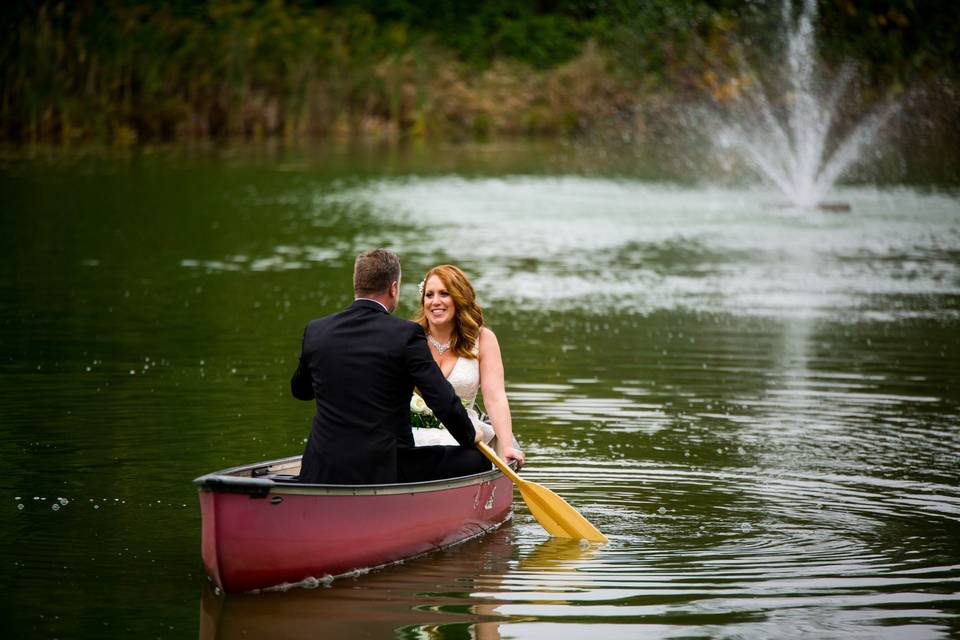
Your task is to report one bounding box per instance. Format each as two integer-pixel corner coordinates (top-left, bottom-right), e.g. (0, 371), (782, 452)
(410, 393), (443, 429)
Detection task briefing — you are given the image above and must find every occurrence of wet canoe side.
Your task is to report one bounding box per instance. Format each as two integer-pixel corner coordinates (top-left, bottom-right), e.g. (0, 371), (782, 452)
(198, 467), (514, 593)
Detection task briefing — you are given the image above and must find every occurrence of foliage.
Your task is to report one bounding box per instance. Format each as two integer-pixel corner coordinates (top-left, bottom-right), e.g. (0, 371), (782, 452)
(0, 0), (956, 144)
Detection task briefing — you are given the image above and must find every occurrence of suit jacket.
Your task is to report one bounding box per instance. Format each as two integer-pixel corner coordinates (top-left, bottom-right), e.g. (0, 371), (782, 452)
(292, 299), (475, 484)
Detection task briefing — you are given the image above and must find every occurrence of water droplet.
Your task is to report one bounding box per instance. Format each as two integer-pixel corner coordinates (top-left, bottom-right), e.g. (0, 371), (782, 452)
(740, 523), (752, 533)
(94, 505), (100, 509)
(58, 497), (68, 505)
(17, 503), (24, 510)
(52, 504), (60, 511)
(129, 370), (136, 375)
(657, 506), (667, 515)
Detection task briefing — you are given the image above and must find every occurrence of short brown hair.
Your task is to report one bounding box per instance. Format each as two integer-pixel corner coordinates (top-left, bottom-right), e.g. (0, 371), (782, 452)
(353, 248), (401, 296)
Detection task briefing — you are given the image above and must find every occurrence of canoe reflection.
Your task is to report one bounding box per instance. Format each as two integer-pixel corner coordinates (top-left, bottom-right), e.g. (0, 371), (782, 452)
(199, 526), (602, 639)
(199, 525), (516, 639)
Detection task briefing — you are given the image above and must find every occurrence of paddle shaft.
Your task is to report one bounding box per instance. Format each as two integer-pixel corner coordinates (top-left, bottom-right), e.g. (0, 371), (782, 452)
(476, 441), (524, 485)
(476, 441), (608, 542)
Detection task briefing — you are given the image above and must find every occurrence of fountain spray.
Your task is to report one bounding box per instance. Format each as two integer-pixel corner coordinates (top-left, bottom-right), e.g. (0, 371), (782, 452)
(711, 0), (901, 210)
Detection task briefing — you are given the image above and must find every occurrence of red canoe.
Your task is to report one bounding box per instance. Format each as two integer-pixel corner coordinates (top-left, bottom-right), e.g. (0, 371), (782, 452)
(194, 455), (514, 593)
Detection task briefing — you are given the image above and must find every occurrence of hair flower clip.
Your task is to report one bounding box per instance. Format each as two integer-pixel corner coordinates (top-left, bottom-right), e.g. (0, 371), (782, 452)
(417, 279), (425, 298)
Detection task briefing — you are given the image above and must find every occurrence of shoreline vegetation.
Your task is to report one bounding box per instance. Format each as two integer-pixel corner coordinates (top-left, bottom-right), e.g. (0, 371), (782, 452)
(1, 1), (958, 148)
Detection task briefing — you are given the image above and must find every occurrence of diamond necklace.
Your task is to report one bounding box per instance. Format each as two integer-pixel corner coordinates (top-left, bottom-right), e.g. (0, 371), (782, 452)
(428, 334), (451, 355)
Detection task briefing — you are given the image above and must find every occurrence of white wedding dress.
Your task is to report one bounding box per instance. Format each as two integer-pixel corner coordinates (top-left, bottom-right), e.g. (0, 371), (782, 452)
(413, 353), (496, 447)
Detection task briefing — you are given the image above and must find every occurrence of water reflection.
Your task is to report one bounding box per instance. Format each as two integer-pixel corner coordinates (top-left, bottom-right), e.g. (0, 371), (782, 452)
(2, 149), (958, 638)
(199, 533), (616, 639)
(332, 177), (960, 319)
(200, 529), (604, 639)
(500, 307), (960, 636)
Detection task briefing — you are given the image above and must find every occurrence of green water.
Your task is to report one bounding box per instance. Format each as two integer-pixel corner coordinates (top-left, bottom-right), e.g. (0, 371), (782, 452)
(1, 141), (959, 639)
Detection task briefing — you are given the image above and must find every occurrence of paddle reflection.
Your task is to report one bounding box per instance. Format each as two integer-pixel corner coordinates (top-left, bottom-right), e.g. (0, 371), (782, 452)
(516, 537), (599, 572)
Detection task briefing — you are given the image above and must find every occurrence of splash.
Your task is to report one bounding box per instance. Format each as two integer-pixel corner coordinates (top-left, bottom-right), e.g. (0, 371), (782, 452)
(711, 0), (900, 209)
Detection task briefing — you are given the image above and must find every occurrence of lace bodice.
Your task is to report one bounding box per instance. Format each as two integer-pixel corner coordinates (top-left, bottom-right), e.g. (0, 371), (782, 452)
(413, 342), (494, 447)
(446, 355), (480, 410)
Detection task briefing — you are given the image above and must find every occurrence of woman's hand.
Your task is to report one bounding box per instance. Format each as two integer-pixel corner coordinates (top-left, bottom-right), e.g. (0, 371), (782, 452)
(499, 445), (525, 470)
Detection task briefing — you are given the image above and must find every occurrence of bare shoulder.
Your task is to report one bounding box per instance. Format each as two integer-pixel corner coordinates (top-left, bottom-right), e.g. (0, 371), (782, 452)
(477, 326), (501, 354)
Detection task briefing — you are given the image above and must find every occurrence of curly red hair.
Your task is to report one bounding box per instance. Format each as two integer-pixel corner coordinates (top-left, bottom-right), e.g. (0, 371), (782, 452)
(413, 265), (484, 359)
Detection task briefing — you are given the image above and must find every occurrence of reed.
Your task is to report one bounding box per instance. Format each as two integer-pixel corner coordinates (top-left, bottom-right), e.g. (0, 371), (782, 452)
(0, 0), (955, 145)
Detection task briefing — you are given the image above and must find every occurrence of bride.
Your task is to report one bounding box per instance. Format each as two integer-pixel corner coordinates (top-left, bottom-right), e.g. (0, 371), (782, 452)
(412, 265), (525, 469)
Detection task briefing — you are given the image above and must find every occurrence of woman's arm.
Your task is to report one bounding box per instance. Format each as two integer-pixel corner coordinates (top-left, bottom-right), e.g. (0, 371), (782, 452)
(478, 327), (525, 468)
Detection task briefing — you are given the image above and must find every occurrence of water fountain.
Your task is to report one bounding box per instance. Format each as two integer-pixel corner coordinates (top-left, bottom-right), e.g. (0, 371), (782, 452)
(710, 0), (901, 210)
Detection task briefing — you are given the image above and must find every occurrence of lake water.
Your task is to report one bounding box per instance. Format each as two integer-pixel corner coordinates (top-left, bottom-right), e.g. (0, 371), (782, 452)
(1, 141), (959, 639)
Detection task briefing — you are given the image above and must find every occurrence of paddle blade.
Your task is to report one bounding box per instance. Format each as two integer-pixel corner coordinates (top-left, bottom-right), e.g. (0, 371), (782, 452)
(518, 480), (608, 543)
(475, 441), (608, 543)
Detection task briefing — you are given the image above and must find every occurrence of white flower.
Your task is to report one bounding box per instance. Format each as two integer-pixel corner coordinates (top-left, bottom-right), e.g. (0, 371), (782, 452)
(410, 394), (431, 415)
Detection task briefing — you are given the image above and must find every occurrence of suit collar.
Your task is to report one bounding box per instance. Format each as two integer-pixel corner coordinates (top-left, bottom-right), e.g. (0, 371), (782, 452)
(352, 298), (390, 314)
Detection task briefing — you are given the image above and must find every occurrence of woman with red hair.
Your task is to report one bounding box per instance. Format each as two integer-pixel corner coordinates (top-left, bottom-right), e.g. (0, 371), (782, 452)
(413, 265), (525, 469)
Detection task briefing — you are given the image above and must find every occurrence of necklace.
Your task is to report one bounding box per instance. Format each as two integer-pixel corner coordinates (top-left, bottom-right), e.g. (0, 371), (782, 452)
(428, 334), (451, 355)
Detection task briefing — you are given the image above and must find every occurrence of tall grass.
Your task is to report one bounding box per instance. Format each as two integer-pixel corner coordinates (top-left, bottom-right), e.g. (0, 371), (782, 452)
(0, 0), (955, 145)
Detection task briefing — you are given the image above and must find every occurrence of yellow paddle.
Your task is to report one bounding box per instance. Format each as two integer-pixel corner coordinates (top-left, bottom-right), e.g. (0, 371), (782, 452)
(477, 441), (608, 543)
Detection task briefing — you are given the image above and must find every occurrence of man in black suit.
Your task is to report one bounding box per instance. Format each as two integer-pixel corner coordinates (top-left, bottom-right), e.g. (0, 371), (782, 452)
(292, 248), (489, 484)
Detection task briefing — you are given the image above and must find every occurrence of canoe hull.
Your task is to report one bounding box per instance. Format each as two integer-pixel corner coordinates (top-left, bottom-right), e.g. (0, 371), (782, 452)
(196, 456), (514, 593)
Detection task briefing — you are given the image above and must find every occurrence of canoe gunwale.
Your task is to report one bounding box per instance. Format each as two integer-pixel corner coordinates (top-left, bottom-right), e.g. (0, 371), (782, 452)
(193, 454), (515, 497)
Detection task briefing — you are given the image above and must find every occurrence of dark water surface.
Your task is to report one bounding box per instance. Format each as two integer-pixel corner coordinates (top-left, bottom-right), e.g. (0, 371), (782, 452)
(1, 142), (959, 638)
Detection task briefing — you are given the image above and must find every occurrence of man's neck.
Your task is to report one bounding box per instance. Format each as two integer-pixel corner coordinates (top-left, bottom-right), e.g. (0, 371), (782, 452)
(355, 296), (391, 313)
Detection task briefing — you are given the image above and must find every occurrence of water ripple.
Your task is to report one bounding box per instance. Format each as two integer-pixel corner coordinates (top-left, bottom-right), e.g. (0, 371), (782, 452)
(314, 176), (960, 320)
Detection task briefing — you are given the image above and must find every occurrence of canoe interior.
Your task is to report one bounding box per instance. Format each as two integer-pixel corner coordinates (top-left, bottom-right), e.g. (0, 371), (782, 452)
(195, 453), (513, 496)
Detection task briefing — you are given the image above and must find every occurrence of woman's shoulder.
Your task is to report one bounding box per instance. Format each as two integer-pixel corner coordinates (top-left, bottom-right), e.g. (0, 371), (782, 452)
(476, 326), (501, 353)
